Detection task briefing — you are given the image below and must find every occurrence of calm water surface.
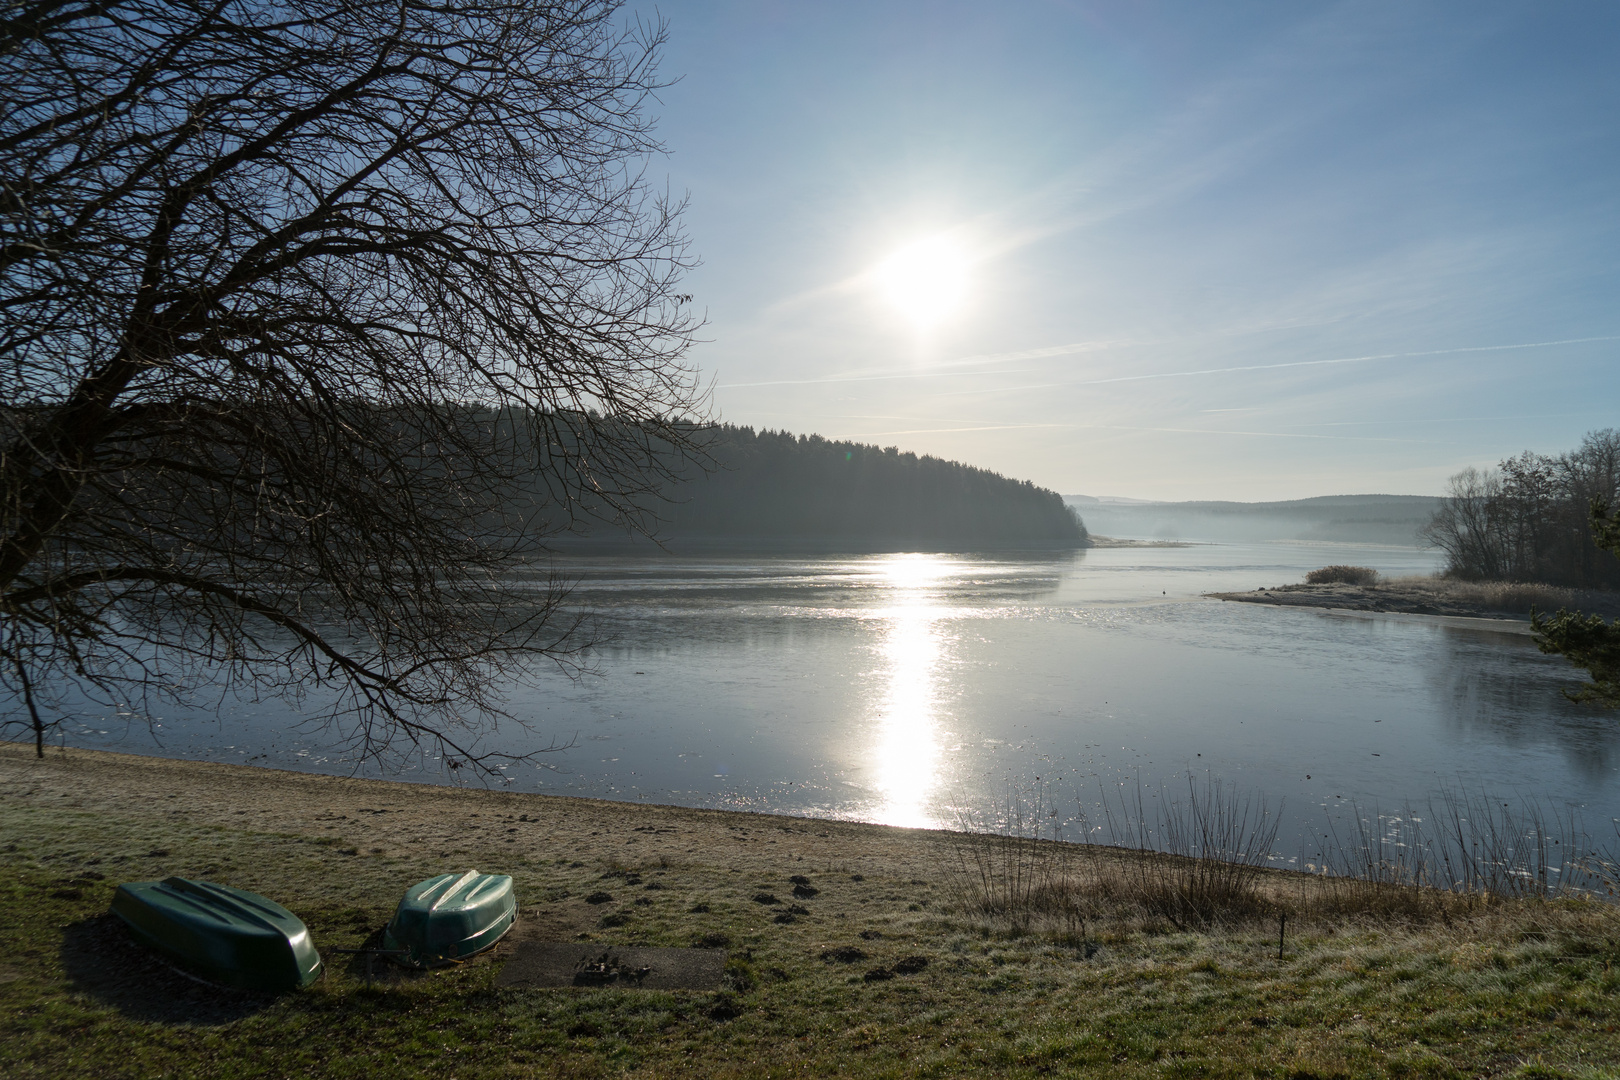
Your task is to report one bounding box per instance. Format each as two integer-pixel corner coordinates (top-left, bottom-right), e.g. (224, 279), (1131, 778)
(52, 542), (1620, 856)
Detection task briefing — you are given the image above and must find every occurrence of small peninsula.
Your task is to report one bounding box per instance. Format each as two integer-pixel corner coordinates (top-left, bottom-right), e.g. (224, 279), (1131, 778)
(1209, 577), (1620, 623)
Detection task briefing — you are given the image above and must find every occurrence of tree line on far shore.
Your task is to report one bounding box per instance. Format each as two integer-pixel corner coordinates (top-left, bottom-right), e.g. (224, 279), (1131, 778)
(595, 424), (1087, 550)
(1423, 429), (1620, 589)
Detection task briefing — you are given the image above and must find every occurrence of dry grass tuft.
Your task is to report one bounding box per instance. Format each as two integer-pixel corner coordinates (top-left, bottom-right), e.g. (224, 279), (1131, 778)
(1381, 575), (1607, 615)
(948, 777), (1620, 946)
(1081, 775), (1280, 929)
(1435, 578), (1581, 613)
(950, 775), (1284, 935)
(1305, 565), (1380, 585)
(947, 782), (1077, 930)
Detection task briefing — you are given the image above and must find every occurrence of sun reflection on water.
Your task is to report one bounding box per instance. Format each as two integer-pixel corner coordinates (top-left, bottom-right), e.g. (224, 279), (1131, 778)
(868, 553), (953, 828)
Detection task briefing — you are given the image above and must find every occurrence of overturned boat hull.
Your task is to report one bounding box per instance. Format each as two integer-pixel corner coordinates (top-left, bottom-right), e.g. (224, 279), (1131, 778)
(384, 870), (516, 967)
(110, 877), (322, 992)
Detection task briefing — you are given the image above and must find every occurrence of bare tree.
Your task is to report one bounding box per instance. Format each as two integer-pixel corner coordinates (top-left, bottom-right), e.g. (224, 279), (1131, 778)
(1534, 498), (1620, 707)
(1553, 429), (1620, 585)
(1422, 432), (1620, 589)
(1420, 467), (1507, 581)
(0, 0), (708, 765)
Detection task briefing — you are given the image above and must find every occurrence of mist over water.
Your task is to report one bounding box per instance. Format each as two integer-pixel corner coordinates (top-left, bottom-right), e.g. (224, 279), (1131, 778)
(43, 542), (1620, 860)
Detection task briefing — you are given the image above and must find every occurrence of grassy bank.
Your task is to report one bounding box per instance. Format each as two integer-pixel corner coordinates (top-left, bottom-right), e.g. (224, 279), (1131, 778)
(3, 745), (1619, 1079)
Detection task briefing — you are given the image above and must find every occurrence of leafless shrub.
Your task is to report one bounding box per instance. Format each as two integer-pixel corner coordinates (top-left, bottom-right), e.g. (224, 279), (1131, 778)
(1305, 565), (1380, 586)
(1082, 774), (1282, 928)
(949, 773), (1282, 934)
(948, 780), (1076, 932)
(948, 777), (1620, 940)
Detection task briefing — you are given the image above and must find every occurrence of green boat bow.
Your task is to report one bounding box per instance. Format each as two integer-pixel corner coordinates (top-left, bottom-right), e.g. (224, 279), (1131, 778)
(110, 877), (322, 992)
(384, 870), (516, 967)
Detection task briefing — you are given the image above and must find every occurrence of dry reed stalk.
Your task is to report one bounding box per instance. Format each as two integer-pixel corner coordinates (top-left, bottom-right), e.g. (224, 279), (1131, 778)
(948, 780), (1076, 931)
(948, 776), (1620, 938)
(1083, 773), (1282, 928)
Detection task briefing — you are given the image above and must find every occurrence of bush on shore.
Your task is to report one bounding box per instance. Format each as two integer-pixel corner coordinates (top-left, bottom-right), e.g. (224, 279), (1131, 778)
(1304, 565), (1379, 586)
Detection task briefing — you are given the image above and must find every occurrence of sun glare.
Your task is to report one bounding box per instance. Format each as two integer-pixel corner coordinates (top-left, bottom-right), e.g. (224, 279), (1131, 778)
(867, 553), (954, 829)
(873, 234), (970, 331)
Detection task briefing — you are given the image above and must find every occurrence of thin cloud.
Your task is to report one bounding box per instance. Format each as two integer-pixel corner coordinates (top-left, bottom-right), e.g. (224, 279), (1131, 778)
(1074, 335), (1620, 387)
(717, 335), (1136, 394)
(950, 338), (1141, 365)
(845, 423), (1074, 437)
(1284, 411), (1611, 428)
(723, 334), (1615, 393)
(845, 422), (1416, 443)
(718, 367), (1034, 389)
(1091, 424), (1419, 444)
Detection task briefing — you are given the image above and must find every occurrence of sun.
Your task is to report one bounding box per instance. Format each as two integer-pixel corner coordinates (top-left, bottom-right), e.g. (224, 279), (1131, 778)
(872, 234), (971, 331)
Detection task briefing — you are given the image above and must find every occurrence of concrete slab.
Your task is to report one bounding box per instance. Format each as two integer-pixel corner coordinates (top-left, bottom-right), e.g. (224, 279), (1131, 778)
(495, 943), (726, 990)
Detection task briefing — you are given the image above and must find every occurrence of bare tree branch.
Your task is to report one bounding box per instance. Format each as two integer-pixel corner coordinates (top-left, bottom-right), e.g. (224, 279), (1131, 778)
(0, 0), (710, 768)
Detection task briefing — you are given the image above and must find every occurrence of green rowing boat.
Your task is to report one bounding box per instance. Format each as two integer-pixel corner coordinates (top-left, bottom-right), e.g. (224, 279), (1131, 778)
(384, 870), (516, 967)
(110, 877), (322, 992)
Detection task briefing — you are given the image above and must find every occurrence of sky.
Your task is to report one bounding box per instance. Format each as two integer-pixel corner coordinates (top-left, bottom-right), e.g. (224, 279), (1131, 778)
(631, 0), (1620, 501)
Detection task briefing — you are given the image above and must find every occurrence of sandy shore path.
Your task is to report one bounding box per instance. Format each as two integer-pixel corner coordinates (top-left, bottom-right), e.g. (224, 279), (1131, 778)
(0, 740), (952, 910)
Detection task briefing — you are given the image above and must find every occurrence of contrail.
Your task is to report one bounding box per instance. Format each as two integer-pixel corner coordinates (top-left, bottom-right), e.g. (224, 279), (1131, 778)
(1081, 424), (1418, 443)
(1074, 335), (1620, 386)
(845, 423), (1074, 437)
(951, 338), (1136, 365)
(847, 423), (1414, 443)
(716, 334), (1616, 391)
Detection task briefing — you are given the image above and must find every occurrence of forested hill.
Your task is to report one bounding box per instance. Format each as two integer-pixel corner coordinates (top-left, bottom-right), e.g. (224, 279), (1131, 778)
(584, 425), (1087, 551)
(1066, 493), (1443, 546)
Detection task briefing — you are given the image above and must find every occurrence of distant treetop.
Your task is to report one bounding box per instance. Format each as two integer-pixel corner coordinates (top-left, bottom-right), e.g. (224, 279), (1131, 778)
(586, 424), (1088, 551)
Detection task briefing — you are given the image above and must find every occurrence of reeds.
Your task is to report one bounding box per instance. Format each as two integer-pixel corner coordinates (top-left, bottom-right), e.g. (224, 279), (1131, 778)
(948, 779), (1076, 931)
(1320, 788), (1616, 899)
(947, 776), (1620, 938)
(1082, 773), (1280, 928)
(1381, 575), (1591, 615)
(949, 773), (1281, 933)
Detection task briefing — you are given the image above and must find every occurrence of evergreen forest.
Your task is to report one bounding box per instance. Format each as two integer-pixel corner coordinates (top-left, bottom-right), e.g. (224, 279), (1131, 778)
(569, 425), (1088, 551)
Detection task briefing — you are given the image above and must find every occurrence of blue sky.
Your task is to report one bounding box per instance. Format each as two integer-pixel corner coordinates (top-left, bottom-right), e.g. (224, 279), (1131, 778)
(634, 1), (1620, 500)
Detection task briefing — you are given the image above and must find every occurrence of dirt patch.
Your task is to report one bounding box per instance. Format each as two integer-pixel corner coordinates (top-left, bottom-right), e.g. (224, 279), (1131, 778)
(495, 943), (725, 990)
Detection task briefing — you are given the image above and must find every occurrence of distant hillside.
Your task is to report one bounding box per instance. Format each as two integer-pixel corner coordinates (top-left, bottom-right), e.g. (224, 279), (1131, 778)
(1066, 493), (1442, 546)
(567, 426), (1087, 551)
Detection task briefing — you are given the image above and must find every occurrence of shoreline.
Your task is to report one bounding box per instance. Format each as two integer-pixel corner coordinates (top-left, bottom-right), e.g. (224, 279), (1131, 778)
(0, 740), (949, 880)
(6, 742), (1619, 1076)
(1206, 595), (1536, 635)
(1207, 578), (1620, 628)
(1084, 535), (1200, 548)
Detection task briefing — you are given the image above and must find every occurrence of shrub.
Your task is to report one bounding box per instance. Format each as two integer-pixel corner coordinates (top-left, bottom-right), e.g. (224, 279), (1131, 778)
(950, 774), (1281, 933)
(1305, 565), (1379, 586)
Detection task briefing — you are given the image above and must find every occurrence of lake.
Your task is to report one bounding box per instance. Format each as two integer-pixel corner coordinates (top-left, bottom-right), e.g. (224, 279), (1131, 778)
(47, 541), (1620, 862)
